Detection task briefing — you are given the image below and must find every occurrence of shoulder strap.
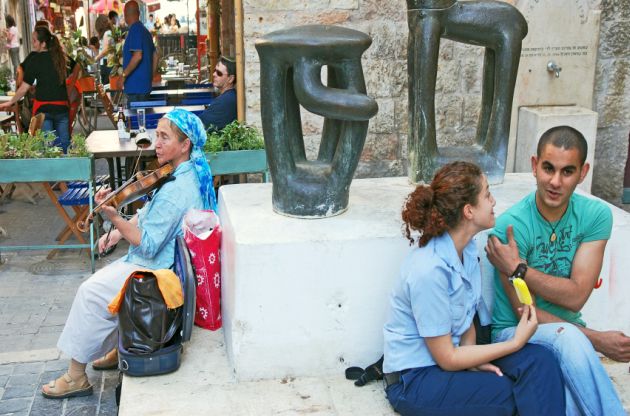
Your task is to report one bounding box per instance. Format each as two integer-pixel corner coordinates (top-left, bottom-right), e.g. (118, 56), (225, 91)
(345, 355), (384, 387)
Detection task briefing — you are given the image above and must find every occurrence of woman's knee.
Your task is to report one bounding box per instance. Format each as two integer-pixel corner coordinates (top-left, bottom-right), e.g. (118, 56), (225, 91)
(522, 343), (560, 369)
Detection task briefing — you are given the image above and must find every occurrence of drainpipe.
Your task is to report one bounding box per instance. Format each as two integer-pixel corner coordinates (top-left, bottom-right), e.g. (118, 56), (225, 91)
(234, 0), (244, 122)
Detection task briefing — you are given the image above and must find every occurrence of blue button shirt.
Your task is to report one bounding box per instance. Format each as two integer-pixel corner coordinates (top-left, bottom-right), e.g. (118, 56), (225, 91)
(124, 160), (203, 269)
(383, 232), (489, 373)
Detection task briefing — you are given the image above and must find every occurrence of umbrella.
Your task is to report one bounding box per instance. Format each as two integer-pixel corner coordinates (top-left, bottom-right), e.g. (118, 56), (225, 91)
(89, 0), (121, 14)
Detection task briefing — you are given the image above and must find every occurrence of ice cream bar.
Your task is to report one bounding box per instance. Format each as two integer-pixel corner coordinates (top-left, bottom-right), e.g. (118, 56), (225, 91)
(512, 277), (532, 305)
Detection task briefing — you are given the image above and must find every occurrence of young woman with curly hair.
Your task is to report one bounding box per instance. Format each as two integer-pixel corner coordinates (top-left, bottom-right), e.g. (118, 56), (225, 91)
(382, 161), (566, 415)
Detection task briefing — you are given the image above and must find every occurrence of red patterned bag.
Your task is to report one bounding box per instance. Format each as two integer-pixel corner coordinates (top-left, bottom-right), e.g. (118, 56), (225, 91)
(183, 209), (222, 330)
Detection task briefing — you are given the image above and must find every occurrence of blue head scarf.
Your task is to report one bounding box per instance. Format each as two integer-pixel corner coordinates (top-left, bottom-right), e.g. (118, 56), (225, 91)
(164, 108), (217, 210)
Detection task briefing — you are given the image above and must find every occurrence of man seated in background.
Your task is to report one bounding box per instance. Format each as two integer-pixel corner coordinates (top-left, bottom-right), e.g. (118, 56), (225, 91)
(199, 56), (237, 132)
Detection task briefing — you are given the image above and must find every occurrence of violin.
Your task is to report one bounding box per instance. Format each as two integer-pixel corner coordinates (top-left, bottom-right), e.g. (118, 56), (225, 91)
(77, 163), (174, 233)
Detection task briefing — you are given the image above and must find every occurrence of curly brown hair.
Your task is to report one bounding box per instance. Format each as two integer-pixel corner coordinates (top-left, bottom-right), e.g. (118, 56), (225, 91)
(402, 161), (483, 247)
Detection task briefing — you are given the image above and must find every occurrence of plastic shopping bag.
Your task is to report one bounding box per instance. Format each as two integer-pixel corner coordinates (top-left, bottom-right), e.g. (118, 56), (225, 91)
(183, 209), (222, 330)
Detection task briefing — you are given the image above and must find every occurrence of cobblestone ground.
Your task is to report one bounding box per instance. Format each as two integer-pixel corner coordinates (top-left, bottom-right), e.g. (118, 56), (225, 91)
(0, 186), (127, 416)
(0, 360), (119, 416)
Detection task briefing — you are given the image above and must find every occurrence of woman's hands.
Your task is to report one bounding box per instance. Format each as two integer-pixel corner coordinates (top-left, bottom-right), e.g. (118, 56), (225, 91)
(95, 187), (119, 220)
(512, 305), (538, 349)
(98, 228), (121, 253)
(470, 363), (503, 376)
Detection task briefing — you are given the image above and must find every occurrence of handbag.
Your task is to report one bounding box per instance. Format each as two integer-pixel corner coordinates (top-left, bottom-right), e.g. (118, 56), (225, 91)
(118, 271), (182, 354)
(183, 209), (222, 330)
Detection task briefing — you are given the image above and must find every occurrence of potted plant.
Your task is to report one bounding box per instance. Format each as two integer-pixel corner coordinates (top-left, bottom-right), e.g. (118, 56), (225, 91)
(0, 65), (13, 95)
(62, 30), (96, 93)
(106, 27), (125, 90)
(153, 57), (168, 83)
(203, 121), (268, 179)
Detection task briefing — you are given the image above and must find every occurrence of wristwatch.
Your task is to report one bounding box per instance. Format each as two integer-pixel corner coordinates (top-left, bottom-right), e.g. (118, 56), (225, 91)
(510, 262), (528, 280)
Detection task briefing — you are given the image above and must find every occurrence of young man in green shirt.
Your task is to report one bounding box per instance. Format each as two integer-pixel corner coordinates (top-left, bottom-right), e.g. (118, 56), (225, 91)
(486, 126), (629, 415)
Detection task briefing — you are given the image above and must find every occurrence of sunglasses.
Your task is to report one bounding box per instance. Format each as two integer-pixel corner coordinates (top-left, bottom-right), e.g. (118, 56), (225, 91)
(213, 68), (224, 77)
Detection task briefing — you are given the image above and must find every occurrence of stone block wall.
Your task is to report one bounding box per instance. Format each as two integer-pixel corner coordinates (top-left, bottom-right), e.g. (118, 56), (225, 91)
(242, 0), (629, 209)
(593, 0), (630, 209)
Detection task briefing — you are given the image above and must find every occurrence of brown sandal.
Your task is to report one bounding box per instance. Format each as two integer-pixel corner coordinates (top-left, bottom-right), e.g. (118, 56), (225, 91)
(92, 349), (119, 371)
(42, 372), (93, 399)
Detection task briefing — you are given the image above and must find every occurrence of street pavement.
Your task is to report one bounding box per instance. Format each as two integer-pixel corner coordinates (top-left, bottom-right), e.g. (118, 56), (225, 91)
(0, 184), (126, 416)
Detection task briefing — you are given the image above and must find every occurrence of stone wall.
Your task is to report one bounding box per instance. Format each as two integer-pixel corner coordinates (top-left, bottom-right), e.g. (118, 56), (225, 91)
(593, 0), (630, 209)
(242, 0), (409, 177)
(242, 0), (629, 209)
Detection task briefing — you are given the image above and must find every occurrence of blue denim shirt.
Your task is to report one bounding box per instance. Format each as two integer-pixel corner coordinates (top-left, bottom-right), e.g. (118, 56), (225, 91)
(383, 232), (490, 373)
(124, 160), (203, 269)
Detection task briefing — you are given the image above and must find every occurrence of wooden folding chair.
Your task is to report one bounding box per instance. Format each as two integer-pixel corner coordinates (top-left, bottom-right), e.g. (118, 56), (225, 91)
(97, 84), (118, 129)
(29, 113), (45, 135)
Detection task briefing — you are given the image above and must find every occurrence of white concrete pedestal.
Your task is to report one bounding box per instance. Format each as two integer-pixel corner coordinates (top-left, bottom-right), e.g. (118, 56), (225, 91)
(218, 175), (630, 381)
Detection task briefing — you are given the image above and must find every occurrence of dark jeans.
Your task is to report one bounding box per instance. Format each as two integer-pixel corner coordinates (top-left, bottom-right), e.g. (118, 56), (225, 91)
(385, 344), (565, 416)
(100, 64), (112, 85)
(9, 47), (19, 77)
(42, 111), (70, 153)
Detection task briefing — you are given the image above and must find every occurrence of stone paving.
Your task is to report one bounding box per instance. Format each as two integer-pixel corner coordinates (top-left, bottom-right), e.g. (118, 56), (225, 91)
(0, 188), (126, 416)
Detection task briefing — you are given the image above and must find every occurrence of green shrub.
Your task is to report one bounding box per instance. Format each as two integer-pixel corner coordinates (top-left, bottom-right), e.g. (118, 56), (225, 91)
(0, 66), (12, 92)
(204, 120), (264, 153)
(0, 131), (90, 159)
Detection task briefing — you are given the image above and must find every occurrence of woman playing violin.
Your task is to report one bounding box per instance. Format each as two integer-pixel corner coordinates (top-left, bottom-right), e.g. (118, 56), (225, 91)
(41, 109), (217, 400)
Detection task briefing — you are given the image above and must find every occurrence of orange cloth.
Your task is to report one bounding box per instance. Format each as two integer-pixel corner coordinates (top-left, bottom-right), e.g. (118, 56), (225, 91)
(108, 269), (184, 315)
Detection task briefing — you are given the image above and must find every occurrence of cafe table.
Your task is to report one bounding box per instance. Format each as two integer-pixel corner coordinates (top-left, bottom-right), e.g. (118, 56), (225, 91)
(0, 94), (23, 133)
(86, 129), (157, 188)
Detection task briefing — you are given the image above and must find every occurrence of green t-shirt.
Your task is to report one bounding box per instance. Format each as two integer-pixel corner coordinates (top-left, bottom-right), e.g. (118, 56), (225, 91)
(491, 192), (612, 338)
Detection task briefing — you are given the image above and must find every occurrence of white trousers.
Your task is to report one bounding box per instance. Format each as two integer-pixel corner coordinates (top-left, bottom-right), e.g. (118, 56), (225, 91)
(57, 259), (142, 364)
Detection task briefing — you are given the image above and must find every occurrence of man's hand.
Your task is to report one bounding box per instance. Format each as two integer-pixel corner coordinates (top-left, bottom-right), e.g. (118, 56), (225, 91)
(590, 330), (630, 362)
(486, 225), (523, 277)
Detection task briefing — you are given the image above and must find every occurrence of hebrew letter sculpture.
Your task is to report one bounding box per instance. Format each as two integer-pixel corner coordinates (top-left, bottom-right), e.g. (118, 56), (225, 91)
(255, 25), (378, 218)
(407, 0), (528, 184)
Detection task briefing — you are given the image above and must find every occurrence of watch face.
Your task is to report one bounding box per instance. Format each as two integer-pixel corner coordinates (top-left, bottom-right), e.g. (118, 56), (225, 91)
(515, 263), (527, 279)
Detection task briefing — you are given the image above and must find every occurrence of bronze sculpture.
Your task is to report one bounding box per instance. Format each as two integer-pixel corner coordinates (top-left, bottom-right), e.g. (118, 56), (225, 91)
(255, 25), (378, 218)
(407, 0), (528, 183)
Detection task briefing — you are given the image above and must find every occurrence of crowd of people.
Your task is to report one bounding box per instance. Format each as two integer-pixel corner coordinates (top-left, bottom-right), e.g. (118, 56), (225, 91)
(0, 0), (237, 151)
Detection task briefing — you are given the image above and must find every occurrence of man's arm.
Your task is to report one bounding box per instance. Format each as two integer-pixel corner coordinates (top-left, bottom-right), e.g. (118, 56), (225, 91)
(488, 225), (630, 362)
(123, 50), (143, 78)
(486, 225), (605, 312)
(152, 50), (158, 77)
(498, 281), (630, 362)
(524, 239), (606, 311)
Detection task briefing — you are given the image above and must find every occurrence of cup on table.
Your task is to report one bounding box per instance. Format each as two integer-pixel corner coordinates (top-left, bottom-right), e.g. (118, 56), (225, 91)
(168, 56), (175, 66)
(137, 108), (146, 132)
(178, 62), (185, 74)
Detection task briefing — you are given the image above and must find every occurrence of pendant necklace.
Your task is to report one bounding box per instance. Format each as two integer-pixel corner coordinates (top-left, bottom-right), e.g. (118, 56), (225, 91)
(536, 206), (566, 243)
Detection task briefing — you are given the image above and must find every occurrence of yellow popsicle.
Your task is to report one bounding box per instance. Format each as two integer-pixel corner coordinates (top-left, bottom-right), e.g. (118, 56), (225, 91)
(512, 277), (532, 305)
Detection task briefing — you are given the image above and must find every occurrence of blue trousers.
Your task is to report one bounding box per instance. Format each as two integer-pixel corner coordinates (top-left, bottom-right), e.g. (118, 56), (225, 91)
(495, 323), (626, 416)
(42, 111), (70, 153)
(385, 344), (565, 416)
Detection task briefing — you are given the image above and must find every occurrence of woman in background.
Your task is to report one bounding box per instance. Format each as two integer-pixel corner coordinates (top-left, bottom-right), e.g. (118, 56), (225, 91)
(5, 15), (19, 77)
(94, 14), (113, 85)
(0, 26), (74, 151)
